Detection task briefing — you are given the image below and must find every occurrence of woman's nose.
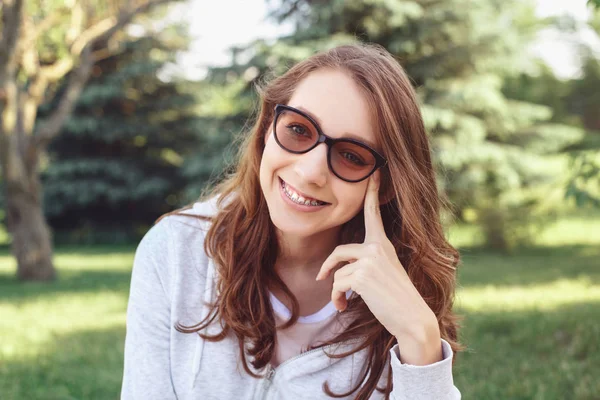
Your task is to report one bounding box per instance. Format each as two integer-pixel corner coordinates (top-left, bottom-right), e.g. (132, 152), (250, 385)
(293, 143), (329, 187)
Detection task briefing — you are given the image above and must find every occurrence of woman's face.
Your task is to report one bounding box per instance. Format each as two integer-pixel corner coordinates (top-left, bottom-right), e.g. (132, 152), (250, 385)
(259, 68), (379, 238)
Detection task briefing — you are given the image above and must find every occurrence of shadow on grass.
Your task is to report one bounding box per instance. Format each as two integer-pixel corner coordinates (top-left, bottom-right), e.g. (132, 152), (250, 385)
(457, 244), (600, 288)
(0, 324), (126, 400)
(454, 300), (600, 400)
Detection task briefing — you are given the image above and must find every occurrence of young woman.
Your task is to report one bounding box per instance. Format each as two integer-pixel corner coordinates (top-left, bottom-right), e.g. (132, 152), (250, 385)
(121, 43), (463, 399)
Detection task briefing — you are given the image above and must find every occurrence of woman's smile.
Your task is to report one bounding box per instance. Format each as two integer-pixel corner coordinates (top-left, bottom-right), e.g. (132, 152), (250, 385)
(279, 177), (330, 212)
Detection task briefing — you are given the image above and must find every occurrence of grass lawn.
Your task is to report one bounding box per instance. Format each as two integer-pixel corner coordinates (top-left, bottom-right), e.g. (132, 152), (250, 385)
(0, 211), (599, 399)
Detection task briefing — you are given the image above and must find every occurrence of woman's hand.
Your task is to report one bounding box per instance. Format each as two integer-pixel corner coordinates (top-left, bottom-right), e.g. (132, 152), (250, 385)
(315, 171), (443, 365)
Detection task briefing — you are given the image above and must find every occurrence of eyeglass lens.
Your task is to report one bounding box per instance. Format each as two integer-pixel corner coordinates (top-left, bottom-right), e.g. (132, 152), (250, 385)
(274, 109), (377, 181)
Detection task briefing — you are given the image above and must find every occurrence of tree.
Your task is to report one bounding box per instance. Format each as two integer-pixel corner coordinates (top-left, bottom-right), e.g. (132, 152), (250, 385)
(181, 72), (257, 200)
(501, 6), (600, 209)
(563, 4), (600, 208)
(0, 0), (176, 281)
(502, 61), (578, 125)
(195, 0), (584, 251)
(570, 50), (600, 131)
(41, 26), (199, 244)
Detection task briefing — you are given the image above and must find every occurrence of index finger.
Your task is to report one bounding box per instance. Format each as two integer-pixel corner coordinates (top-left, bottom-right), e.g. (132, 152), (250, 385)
(364, 170), (384, 241)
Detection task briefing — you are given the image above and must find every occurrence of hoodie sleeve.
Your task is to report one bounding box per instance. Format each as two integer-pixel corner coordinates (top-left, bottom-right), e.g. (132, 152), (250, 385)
(388, 338), (461, 400)
(121, 218), (177, 400)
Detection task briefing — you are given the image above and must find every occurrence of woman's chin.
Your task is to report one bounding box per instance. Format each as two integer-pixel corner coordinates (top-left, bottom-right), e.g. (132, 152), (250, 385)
(271, 219), (317, 238)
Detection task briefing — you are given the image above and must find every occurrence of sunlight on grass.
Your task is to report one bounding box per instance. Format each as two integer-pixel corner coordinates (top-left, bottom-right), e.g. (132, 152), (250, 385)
(0, 291), (127, 360)
(0, 249), (133, 275)
(446, 223), (483, 248)
(448, 209), (600, 249)
(457, 277), (600, 312)
(537, 213), (600, 246)
(0, 247), (133, 365)
(0, 221), (9, 246)
(450, 210), (600, 314)
(0, 253), (16, 273)
(51, 252), (134, 271)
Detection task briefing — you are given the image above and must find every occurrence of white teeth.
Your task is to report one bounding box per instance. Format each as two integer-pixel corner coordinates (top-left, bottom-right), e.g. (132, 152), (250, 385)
(281, 179), (325, 207)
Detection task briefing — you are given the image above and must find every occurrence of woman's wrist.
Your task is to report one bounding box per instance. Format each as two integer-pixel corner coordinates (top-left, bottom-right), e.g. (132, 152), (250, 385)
(393, 318), (443, 366)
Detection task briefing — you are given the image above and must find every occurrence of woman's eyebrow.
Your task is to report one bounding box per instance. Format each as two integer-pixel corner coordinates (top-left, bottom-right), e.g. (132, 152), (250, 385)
(295, 105), (379, 150)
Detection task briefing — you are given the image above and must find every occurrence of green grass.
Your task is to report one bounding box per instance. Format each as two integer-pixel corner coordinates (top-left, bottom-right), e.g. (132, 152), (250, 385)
(0, 213), (599, 399)
(451, 210), (600, 399)
(0, 222), (9, 246)
(0, 246), (133, 400)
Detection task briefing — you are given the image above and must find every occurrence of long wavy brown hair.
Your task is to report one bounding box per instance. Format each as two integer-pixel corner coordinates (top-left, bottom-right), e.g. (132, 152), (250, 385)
(166, 43), (463, 399)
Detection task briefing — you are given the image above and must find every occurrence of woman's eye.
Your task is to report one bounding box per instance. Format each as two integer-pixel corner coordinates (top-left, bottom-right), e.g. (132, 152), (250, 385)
(287, 124), (310, 137)
(342, 152), (366, 166)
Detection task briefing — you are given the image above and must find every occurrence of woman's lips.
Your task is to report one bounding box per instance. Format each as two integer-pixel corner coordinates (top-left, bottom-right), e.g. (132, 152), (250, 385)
(278, 178), (330, 212)
(279, 177), (329, 204)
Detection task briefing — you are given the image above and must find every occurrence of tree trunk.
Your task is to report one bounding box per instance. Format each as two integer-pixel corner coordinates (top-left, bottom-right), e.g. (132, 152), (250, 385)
(5, 173), (56, 281)
(0, 0), (174, 280)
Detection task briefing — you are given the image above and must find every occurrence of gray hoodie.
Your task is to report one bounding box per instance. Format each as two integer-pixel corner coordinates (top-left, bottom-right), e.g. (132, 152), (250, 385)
(120, 199), (461, 399)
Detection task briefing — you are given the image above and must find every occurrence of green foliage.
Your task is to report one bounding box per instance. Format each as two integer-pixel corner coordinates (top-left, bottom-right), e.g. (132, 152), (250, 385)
(39, 24), (200, 243)
(569, 51), (600, 131)
(192, 0), (589, 251)
(565, 150), (600, 208)
(560, 41), (600, 210)
(502, 27), (600, 211)
(181, 76), (260, 199)
(502, 62), (579, 125)
(24, 1), (173, 51)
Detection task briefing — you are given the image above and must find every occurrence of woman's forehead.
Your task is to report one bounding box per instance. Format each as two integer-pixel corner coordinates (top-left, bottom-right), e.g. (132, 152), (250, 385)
(288, 70), (378, 148)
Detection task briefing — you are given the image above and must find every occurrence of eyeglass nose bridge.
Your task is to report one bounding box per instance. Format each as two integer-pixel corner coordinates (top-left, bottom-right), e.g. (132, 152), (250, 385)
(297, 129), (332, 155)
(314, 131), (336, 149)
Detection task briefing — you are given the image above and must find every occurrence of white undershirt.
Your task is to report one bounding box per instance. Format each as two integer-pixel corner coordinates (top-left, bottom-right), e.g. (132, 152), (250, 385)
(269, 290), (353, 366)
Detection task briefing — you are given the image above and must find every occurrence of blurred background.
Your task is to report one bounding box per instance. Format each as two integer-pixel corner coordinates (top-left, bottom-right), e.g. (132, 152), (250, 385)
(0, 0), (599, 398)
